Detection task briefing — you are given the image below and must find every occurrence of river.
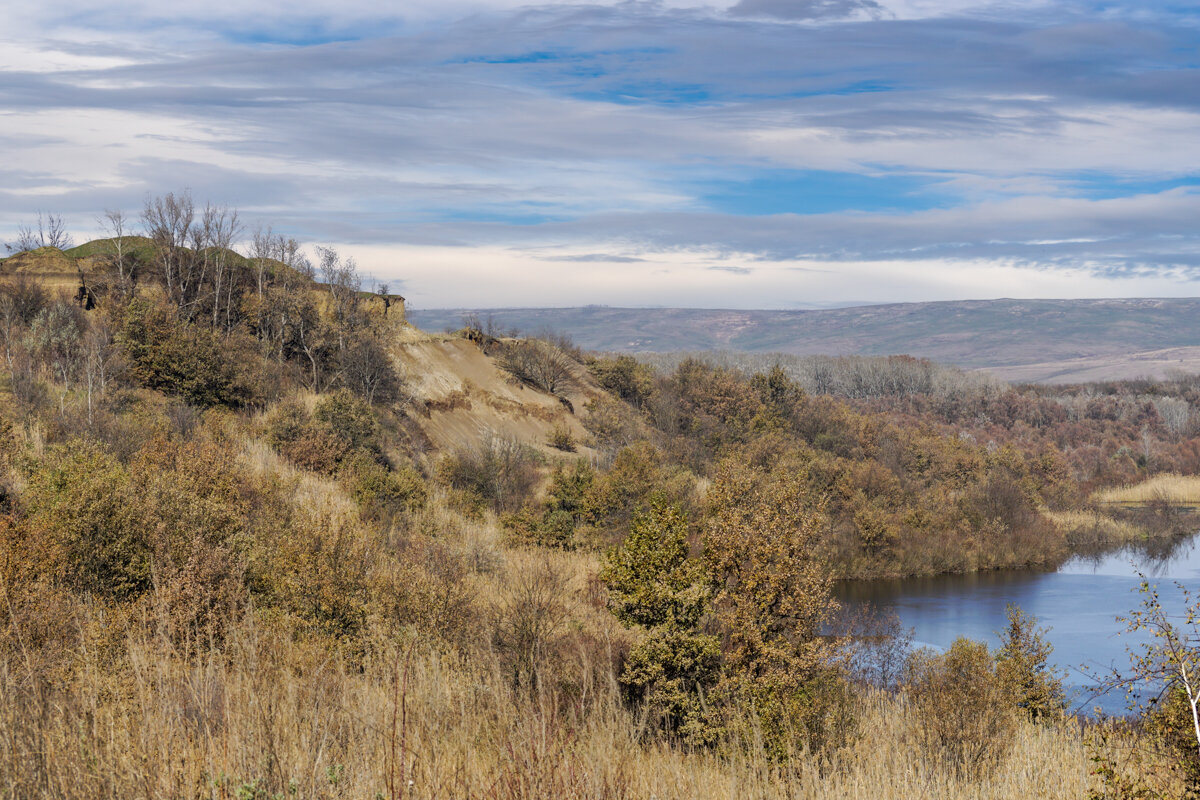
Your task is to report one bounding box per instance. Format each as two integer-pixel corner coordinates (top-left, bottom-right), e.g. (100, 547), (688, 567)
(836, 534), (1200, 715)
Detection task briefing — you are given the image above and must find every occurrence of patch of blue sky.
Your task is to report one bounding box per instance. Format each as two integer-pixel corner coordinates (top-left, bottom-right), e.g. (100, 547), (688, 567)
(426, 208), (569, 226)
(1062, 172), (1200, 199)
(222, 23), (380, 47)
(455, 51), (573, 65)
(449, 46), (670, 67)
(783, 80), (895, 98)
(569, 78), (892, 107)
(695, 169), (954, 216)
(572, 81), (714, 105)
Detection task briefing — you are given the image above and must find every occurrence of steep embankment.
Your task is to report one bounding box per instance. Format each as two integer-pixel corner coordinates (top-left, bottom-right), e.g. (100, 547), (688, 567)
(390, 326), (607, 459)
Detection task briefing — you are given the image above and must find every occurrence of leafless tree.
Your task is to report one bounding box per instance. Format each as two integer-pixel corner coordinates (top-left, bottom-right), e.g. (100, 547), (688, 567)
(193, 203), (242, 331)
(317, 245), (363, 354)
(496, 337), (578, 399)
(83, 320), (119, 425)
(42, 213), (73, 249)
(98, 208), (136, 290)
(7, 225), (39, 254)
(6, 212), (73, 253)
(341, 333), (401, 405)
(1154, 396), (1192, 441)
(142, 190), (197, 315)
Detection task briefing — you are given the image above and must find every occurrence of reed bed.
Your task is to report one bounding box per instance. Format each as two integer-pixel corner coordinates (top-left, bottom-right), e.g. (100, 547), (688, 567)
(1096, 473), (1200, 507)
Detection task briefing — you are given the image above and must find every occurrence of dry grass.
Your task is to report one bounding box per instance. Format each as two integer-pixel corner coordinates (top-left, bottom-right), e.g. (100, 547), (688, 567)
(0, 609), (1097, 800)
(1095, 473), (1200, 507)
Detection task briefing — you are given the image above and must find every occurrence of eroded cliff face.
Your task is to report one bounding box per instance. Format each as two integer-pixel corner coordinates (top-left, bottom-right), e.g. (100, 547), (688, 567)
(388, 326), (605, 459)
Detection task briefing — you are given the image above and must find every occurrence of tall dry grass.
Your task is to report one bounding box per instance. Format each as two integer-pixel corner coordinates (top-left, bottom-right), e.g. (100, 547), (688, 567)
(1096, 473), (1200, 507)
(0, 596), (1101, 800)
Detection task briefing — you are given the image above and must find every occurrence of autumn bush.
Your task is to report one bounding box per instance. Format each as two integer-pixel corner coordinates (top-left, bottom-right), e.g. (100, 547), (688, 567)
(905, 638), (1017, 778)
(118, 296), (260, 407)
(703, 461), (856, 759)
(438, 434), (541, 513)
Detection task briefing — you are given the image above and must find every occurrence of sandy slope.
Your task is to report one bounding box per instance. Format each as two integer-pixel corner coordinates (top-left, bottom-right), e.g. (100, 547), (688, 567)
(391, 328), (604, 458)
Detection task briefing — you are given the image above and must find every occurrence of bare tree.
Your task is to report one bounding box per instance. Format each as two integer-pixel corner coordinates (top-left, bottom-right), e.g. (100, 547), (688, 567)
(193, 203), (242, 331)
(6, 212), (72, 253)
(317, 245), (363, 354)
(42, 213), (73, 249)
(496, 337), (578, 400)
(1089, 577), (1200, 794)
(83, 320), (119, 425)
(1154, 396), (1192, 441)
(6, 225), (39, 254)
(341, 332), (401, 405)
(142, 190), (197, 315)
(98, 208), (135, 290)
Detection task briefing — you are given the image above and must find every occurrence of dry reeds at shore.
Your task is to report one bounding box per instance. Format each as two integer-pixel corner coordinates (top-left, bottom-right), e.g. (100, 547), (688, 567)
(0, 601), (1102, 800)
(1096, 473), (1200, 507)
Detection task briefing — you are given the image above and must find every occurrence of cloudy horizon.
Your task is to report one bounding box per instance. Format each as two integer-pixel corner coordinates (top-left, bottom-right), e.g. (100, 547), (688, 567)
(2, 0), (1199, 310)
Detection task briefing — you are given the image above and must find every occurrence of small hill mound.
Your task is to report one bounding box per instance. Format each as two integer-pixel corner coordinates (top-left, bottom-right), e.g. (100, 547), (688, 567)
(63, 236), (157, 262)
(0, 246), (86, 292)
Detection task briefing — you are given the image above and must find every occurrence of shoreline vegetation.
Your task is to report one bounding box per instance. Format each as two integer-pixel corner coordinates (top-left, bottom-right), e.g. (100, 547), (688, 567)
(3, 203), (1200, 797)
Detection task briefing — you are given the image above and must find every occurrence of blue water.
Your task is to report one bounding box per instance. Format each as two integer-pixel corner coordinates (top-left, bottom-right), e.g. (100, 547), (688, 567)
(836, 536), (1200, 715)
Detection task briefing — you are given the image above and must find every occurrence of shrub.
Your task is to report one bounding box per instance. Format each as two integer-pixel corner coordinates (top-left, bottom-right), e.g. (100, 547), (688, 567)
(118, 297), (253, 407)
(339, 451), (426, 522)
(905, 638), (1016, 778)
(438, 435), (540, 513)
(266, 401), (350, 473)
(601, 500), (719, 742)
(580, 395), (642, 456)
(546, 423), (575, 452)
(994, 604), (1065, 722)
(491, 558), (570, 692)
(703, 461), (854, 759)
(22, 437), (253, 638)
(588, 355), (654, 409)
(266, 392), (381, 475)
(501, 506), (575, 549)
(23, 442), (149, 600)
(313, 389), (378, 451)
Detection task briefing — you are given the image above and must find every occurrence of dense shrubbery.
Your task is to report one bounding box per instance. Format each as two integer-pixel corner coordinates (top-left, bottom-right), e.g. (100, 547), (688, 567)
(574, 357), (1075, 578)
(119, 296), (262, 407)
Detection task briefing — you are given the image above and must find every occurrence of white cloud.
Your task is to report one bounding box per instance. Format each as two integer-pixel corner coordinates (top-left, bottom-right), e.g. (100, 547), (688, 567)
(1, 0), (1198, 307)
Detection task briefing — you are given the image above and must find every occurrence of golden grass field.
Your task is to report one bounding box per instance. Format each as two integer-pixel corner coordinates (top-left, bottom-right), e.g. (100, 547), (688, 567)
(1095, 473), (1200, 507)
(0, 610), (1100, 800)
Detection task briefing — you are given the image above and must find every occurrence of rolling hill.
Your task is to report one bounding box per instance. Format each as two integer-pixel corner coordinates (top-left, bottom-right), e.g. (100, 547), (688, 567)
(407, 299), (1200, 383)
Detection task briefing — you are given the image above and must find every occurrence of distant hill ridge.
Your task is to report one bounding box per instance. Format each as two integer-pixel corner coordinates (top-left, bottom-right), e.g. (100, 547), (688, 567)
(407, 300), (1200, 383)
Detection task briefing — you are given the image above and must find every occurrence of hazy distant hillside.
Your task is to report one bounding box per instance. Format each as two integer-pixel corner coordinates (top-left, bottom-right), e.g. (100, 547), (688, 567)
(408, 299), (1200, 381)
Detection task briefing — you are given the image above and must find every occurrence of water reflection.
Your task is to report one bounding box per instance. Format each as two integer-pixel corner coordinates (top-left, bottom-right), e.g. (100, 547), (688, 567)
(1060, 536), (1200, 579)
(835, 532), (1200, 715)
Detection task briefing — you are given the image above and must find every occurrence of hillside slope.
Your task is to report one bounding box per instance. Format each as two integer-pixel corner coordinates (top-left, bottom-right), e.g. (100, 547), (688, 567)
(391, 327), (606, 458)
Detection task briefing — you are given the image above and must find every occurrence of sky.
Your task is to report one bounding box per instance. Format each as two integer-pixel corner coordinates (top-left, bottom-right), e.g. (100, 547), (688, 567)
(1, 0), (1199, 310)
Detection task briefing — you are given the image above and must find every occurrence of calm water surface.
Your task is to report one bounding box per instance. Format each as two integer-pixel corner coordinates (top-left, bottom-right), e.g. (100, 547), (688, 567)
(836, 535), (1200, 714)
